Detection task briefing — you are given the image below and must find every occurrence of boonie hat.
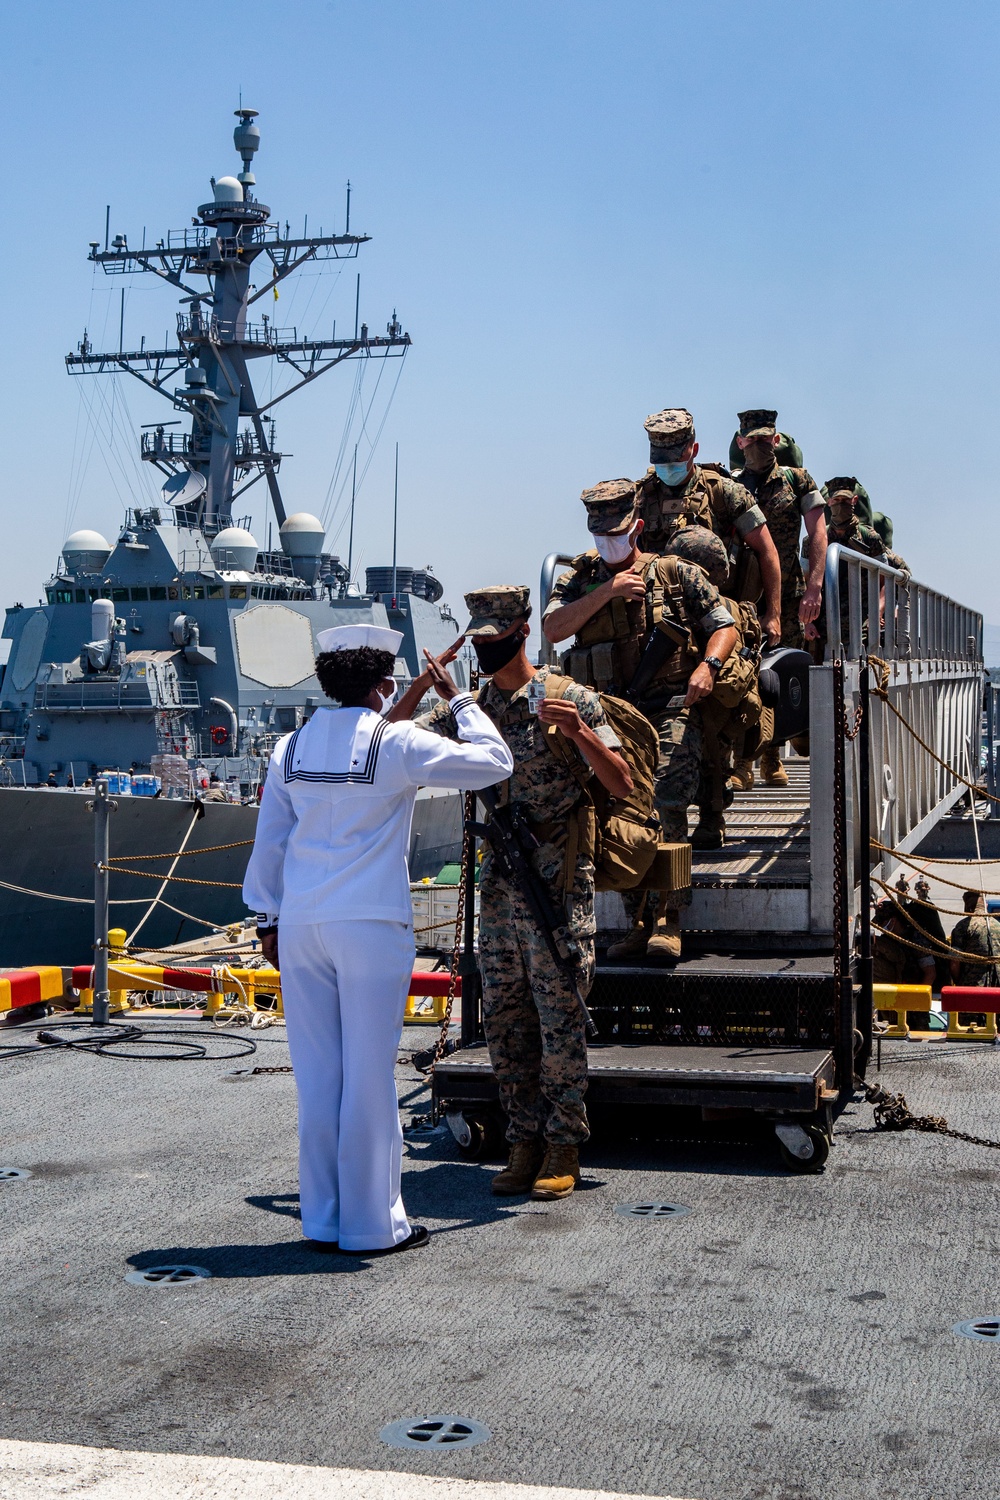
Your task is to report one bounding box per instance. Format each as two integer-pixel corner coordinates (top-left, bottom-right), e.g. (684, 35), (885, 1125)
(738, 409), (778, 440)
(582, 479), (639, 535)
(644, 408), (695, 460)
(463, 585), (531, 637)
(315, 624), (403, 654)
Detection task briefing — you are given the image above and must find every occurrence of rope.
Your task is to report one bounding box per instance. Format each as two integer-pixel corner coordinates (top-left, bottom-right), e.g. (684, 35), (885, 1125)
(866, 654), (1000, 804)
(100, 865), (243, 888)
(105, 838), (254, 863)
(871, 841), (1000, 896)
(126, 807), (203, 947)
(872, 919), (1000, 968)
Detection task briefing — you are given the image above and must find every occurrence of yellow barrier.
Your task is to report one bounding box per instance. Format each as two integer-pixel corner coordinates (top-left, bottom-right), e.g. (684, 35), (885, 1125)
(874, 983), (936, 1039)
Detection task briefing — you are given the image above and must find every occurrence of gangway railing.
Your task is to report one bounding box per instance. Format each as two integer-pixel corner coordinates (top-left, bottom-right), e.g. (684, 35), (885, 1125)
(810, 543), (983, 934)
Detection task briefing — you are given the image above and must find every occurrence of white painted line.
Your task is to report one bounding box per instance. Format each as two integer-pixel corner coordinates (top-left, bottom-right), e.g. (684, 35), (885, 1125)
(0, 1437), (701, 1500)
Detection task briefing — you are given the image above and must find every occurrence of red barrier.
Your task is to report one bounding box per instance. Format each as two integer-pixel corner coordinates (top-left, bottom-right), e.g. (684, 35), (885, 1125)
(408, 971), (462, 998)
(940, 987), (1000, 1013)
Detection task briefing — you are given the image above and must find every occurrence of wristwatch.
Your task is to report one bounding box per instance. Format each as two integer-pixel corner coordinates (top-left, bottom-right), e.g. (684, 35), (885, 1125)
(704, 655), (724, 672)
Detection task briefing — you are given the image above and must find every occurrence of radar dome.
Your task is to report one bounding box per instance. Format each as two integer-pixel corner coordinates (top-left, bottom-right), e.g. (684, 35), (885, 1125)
(279, 513), (326, 557)
(62, 529), (112, 576)
(210, 526), (258, 572)
(213, 176), (244, 204)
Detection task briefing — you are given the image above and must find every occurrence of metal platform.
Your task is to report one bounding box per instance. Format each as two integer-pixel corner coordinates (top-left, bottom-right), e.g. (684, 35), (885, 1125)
(433, 1042), (835, 1114)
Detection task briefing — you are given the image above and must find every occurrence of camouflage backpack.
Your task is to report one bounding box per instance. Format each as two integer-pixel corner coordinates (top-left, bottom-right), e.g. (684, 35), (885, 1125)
(541, 673), (663, 892)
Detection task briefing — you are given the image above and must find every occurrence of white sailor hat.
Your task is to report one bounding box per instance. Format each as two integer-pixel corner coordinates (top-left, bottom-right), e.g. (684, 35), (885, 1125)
(315, 624), (403, 654)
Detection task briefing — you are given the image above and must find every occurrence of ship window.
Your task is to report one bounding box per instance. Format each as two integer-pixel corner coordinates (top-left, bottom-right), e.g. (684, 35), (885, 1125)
(228, 585), (247, 601)
(167, 586), (179, 601)
(251, 585), (263, 599)
(130, 587), (149, 602)
(112, 588), (129, 603)
(149, 587), (167, 601)
(75, 589), (86, 604)
(181, 585), (192, 600)
(56, 590), (74, 605)
(88, 589), (100, 601)
(193, 586), (205, 600)
(45, 590), (55, 604)
(208, 585), (224, 600)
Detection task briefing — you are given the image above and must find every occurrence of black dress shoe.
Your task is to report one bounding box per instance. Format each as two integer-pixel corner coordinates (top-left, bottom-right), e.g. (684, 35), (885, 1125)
(340, 1225), (430, 1257)
(303, 1238), (339, 1253)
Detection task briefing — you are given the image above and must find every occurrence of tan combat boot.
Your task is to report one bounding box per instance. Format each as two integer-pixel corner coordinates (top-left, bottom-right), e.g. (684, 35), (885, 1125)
(531, 1144), (581, 1200)
(760, 747), (789, 787)
(492, 1140), (546, 1196)
(729, 757), (754, 792)
(691, 811), (725, 850)
(607, 924), (651, 961)
(646, 910), (682, 963)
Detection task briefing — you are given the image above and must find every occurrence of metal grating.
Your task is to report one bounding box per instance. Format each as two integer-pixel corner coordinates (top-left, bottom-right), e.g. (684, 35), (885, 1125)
(380, 1415), (491, 1450)
(953, 1318), (1000, 1342)
(125, 1265), (211, 1287)
(587, 969), (836, 1048)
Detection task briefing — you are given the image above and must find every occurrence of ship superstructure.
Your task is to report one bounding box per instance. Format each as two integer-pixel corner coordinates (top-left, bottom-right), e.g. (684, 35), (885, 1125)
(0, 109), (463, 791)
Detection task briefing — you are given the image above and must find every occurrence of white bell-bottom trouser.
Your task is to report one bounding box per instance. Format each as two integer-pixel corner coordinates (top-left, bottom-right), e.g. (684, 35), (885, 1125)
(278, 919), (415, 1251)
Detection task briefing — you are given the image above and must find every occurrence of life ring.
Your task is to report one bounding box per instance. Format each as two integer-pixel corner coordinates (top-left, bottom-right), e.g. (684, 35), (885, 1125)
(210, 725), (229, 746)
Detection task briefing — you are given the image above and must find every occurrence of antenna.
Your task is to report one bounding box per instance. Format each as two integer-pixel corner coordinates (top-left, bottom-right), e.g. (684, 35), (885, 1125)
(345, 180), (351, 235)
(119, 289), (125, 354)
(347, 444), (357, 582)
(354, 275), (360, 340)
(104, 205), (110, 254)
(391, 443), (399, 607)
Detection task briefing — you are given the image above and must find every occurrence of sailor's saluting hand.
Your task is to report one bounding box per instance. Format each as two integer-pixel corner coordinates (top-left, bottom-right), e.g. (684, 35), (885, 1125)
(386, 636), (466, 719)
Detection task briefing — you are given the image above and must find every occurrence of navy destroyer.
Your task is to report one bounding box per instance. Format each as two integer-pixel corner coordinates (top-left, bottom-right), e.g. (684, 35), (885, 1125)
(0, 110), (467, 964)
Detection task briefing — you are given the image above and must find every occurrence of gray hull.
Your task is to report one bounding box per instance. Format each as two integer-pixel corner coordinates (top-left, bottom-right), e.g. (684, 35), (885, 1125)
(0, 785), (462, 966)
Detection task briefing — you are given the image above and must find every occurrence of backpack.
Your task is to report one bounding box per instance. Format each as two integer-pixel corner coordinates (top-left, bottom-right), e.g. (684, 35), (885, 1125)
(541, 673), (664, 892)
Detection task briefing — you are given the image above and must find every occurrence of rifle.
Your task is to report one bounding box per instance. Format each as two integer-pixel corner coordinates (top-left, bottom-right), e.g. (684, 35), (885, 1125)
(626, 617), (690, 703)
(468, 783), (597, 1037)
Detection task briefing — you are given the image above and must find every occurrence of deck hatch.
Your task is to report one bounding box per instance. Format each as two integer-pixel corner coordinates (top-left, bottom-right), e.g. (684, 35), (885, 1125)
(125, 1265), (212, 1287)
(615, 1201), (690, 1219)
(953, 1318), (1000, 1342)
(0, 1167), (32, 1180)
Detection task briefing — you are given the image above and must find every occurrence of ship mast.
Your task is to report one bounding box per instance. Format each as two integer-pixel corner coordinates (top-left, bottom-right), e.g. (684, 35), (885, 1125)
(66, 109), (410, 536)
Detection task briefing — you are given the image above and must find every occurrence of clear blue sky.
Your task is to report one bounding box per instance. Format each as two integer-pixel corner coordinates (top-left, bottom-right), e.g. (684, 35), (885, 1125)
(2, 1), (997, 630)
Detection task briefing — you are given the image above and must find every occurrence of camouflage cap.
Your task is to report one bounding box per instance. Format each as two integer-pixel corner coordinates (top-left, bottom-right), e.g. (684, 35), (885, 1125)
(644, 408), (695, 459)
(663, 525), (730, 589)
(463, 585), (531, 637)
(822, 476), (860, 503)
(738, 408), (778, 439)
(581, 478), (639, 535)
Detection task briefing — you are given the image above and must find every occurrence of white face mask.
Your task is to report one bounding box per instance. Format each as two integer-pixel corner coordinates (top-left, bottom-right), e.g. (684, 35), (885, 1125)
(593, 528), (637, 565)
(377, 680), (398, 714)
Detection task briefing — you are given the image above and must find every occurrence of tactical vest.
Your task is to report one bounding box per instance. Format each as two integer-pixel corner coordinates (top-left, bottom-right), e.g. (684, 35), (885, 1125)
(637, 462), (731, 545)
(561, 552), (700, 697)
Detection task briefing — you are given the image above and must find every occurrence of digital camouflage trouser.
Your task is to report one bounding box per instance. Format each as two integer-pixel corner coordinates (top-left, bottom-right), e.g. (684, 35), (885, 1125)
(621, 697), (700, 926)
(478, 874), (595, 1146)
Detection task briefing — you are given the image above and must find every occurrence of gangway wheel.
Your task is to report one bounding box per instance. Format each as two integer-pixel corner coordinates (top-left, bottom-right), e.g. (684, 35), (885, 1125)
(774, 1121), (830, 1174)
(446, 1109), (505, 1161)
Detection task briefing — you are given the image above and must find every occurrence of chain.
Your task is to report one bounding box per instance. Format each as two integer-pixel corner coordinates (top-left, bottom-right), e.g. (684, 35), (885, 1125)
(863, 1081), (1000, 1151)
(840, 681), (864, 742)
(872, 884), (1000, 966)
(426, 793), (474, 1119)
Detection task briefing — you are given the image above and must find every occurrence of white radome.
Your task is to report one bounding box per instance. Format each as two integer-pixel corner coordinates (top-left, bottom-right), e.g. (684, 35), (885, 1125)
(213, 175), (244, 204)
(210, 526), (259, 572)
(279, 512), (326, 557)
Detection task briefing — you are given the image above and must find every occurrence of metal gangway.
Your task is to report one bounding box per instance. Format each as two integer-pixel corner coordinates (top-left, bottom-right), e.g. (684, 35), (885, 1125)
(541, 545), (984, 946)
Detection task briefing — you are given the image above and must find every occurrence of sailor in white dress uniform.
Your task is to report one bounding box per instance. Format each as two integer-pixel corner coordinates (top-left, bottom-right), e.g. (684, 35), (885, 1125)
(242, 624), (512, 1254)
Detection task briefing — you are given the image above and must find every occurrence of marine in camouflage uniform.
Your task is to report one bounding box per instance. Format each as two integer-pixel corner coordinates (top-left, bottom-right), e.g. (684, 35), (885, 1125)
(731, 409), (828, 651)
(421, 586), (626, 1186)
(542, 481), (738, 959)
(817, 479), (909, 657)
(949, 897), (1000, 988)
(635, 409), (781, 641)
